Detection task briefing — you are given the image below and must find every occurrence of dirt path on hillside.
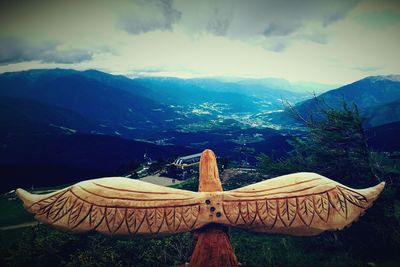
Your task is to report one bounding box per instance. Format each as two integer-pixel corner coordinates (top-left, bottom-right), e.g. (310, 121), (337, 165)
(0, 221), (38, 231)
(139, 175), (182, 186)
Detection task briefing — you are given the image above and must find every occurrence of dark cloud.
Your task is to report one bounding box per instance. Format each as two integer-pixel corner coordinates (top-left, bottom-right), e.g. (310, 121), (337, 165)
(205, 5), (233, 36)
(119, 0), (181, 34)
(306, 33), (328, 44)
(40, 49), (93, 64)
(0, 37), (93, 65)
(176, 0), (360, 51)
(0, 1), (360, 53)
(0, 0), (372, 66)
(161, 0), (181, 28)
(263, 22), (302, 37)
(322, 12), (348, 27)
(268, 42), (288, 52)
(355, 66), (382, 72)
(207, 17), (231, 36)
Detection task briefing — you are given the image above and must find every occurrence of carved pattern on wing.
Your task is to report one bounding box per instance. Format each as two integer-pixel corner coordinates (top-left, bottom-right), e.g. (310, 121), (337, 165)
(30, 188), (201, 235)
(338, 186), (368, 208)
(68, 199), (86, 228)
(257, 200), (278, 228)
(223, 202), (240, 224)
(277, 198), (297, 227)
(313, 193), (330, 222)
(222, 186), (368, 229)
(126, 208), (145, 234)
(239, 201), (257, 224)
(90, 206), (105, 229)
(48, 194), (74, 222)
(182, 206), (200, 229)
(105, 207), (125, 233)
(328, 189), (347, 218)
(297, 196), (315, 226)
(36, 190), (69, 217)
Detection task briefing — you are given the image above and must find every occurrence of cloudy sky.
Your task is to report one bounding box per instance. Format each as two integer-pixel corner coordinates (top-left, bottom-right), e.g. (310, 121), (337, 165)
(0, 0), (399, 84)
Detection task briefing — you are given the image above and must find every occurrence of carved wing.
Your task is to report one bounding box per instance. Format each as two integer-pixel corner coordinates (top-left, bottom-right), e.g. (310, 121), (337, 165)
(17, 173), (385, 237)
(220, 172), (385, 236)
(17, 177), (207, 235)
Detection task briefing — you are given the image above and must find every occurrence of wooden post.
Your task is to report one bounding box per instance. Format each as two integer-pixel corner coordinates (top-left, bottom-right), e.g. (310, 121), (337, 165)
(189, 149), (239, 267)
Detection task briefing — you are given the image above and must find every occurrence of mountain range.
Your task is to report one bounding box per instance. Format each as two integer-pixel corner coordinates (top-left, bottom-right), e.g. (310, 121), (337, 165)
(262, 74), (400, 128)
(0, 69), (399, 191)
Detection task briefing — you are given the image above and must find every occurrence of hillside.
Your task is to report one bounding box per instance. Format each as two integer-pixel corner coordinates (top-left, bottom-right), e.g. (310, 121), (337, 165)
(261, 75), (400, 128)
(0, 69), (178, 135)
(0, 69), (311, 135)
(363, 99), (400, 127)
(0, 96), (102, 134)
(366, 121), (400, 152)
(0, 69), (301, 191)
(299, 75), (400, 110)
(0, 128), (194, 191)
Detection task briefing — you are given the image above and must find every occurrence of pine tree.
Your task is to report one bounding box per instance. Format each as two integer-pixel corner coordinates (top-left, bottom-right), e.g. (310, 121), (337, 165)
(258, 100), (377, 186)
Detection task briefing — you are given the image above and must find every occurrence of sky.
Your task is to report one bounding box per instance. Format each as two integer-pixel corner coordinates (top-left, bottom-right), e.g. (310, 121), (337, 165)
(0, 0), (399, 84)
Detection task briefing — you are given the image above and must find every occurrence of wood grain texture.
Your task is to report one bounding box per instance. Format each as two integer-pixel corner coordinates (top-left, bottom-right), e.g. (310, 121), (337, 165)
(17, 178), (206, 235)
(189, 149), (238, 267)
(220, 173), (385, 236)
(16, 171), (384, 236)
(198, 149), (222, 192)
(189, 224), (238, 267)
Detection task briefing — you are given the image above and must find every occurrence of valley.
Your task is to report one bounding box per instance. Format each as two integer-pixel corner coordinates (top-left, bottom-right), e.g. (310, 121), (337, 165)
(0, 69), (399, 192)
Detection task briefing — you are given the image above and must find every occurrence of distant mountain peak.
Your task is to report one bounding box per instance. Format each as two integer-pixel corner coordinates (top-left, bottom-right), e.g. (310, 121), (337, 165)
(365, 74), (400, 83)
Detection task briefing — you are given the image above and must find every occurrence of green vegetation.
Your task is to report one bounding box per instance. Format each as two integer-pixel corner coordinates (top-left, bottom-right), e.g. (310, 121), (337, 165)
(170, 176), (199, 191)
(255, 103), (400, 266)
(0, 197), (33, 227)
(1, 207), (399, 267)
(181, 118), (249, 132)
(0, 183), (75, 228)
(258, 103), (379, 186)
(0, 227), (193, 267)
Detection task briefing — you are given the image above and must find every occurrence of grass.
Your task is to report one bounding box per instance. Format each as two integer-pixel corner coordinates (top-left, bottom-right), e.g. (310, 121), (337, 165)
(0, 183), (72, 228)
(0, 197), (33, 227)
(0, 227), (28, 248)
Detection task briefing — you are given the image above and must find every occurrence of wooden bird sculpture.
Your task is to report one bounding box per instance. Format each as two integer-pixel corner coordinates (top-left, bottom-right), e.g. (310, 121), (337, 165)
(16, 150), (385, 237)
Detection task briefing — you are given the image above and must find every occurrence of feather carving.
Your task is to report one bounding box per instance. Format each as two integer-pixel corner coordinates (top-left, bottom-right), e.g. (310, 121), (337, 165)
(17, 172), (384, 236)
